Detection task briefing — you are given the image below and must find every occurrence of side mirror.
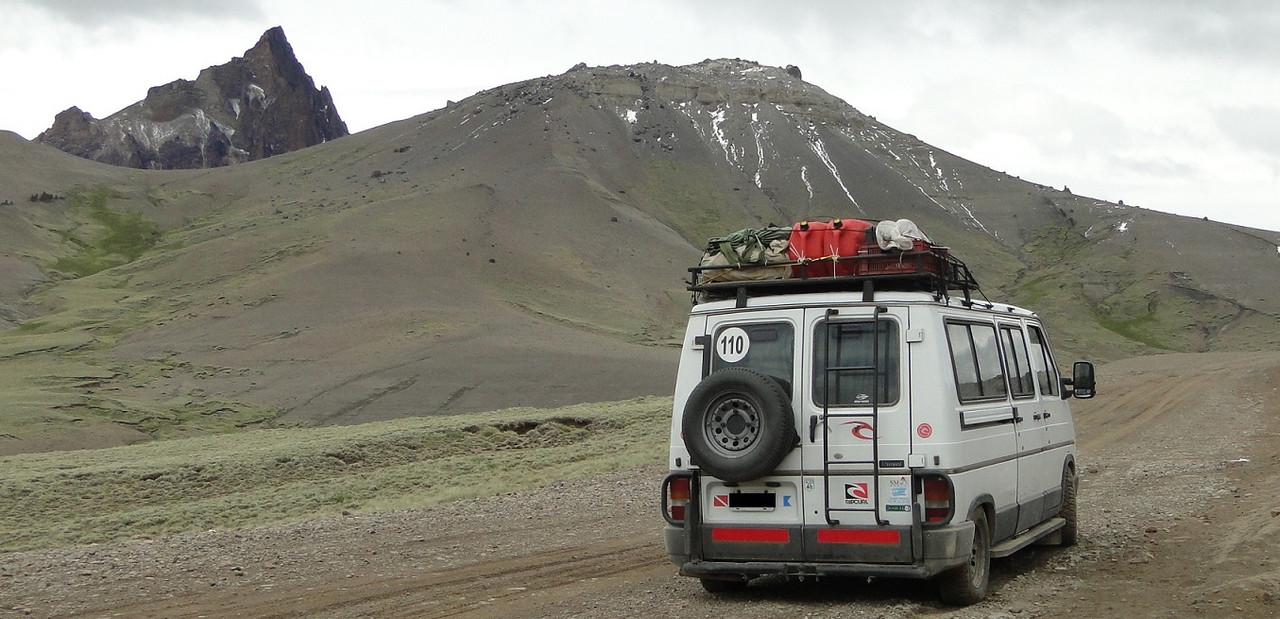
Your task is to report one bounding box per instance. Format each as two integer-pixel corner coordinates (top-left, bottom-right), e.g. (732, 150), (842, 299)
(1071, 361), (1095, 399)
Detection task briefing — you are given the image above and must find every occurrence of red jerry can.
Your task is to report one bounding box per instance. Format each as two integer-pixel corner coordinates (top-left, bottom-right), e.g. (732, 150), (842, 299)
(788, 219), (872, 278)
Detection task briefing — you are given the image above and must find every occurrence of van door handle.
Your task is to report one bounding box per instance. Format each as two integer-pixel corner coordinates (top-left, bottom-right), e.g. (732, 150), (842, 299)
(1011, 406), (1023, 423)
(809, 415), (819, 442)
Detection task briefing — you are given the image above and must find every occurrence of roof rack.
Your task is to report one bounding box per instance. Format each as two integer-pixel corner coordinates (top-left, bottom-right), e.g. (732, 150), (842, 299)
(688, 241), (980, 307)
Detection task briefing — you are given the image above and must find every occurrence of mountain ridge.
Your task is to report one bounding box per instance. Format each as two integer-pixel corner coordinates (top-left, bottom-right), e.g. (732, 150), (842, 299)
(33, 26), (347, 170)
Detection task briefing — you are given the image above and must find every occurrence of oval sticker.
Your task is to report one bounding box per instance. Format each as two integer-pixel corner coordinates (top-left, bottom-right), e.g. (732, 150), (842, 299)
(715, 327), (750, 363)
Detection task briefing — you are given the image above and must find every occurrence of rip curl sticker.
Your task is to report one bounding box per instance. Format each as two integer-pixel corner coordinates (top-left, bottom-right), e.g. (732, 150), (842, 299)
(715, 327), (750, 363)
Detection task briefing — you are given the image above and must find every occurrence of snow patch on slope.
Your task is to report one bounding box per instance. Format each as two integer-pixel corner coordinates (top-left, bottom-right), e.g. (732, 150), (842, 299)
(750, 106), (768, 188)
(840, 124), (994, 237)
(709, 106), (737, 165)
(806, 132), (863, 213)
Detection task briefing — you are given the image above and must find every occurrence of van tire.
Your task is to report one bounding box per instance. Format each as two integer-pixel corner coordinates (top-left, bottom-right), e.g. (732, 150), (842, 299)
(1059, 467), (1078, 546)
(938, 507), (991, 606)
(682, 368), (796, 483)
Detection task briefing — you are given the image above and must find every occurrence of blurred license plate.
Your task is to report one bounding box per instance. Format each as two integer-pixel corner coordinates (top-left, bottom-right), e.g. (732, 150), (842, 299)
(729, 492), (776, 511)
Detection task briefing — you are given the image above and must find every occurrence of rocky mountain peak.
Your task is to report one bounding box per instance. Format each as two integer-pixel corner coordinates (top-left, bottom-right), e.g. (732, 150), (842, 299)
(35, 26), (347, 169)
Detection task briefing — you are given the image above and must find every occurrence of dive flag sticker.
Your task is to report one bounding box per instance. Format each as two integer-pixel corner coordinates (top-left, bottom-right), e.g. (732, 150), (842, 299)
(713, 494), (729, 508)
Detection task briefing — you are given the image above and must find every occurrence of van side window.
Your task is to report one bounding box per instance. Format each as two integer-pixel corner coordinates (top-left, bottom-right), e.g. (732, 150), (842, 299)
(1000, 325), (1035, 399)
(813, 320), (899, 406)
(946, 321), (1008, 402)
(1027, 325), (1060, 397)
(711, 323), (794, 389)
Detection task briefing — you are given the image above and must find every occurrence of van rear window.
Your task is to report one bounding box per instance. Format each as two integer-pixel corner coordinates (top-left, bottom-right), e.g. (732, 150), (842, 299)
(710, 322), (794, 389)
(813, 320), (899, 406)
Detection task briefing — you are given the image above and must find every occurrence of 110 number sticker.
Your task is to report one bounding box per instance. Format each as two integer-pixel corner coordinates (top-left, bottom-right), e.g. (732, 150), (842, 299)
(715, 327), (750, 363)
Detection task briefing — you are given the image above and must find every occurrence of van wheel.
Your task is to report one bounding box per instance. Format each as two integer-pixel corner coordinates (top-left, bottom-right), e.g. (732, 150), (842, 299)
(1059, 467), (1079, 546)
(938, 507), (991, 606)
(699, 577), (748, 593)
(682, 368), (796, 483)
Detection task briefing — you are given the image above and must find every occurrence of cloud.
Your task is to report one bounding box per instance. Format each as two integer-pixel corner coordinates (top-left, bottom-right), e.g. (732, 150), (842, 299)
(1111, 154), (1198, 178)
(1092, 1), (1280, 67)
(1217, 105), (1280, 159)
(10, 0), (266, 28)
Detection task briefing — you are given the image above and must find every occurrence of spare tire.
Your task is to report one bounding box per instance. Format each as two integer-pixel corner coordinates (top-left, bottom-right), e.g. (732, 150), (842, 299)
(682, 367), (798, 482)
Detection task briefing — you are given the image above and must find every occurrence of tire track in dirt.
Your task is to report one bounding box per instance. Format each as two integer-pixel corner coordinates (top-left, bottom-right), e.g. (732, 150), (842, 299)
(84, 535), (664, 618)
(1077, 374), (1204, 452)
(305, 536), (663, 618)
(1076, 353), (1267, 453)
(1177, 355), (1280, 601)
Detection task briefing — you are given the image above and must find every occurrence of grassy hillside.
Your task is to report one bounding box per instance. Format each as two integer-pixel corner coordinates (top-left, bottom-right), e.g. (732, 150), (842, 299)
(2, 61), (1278, 459)
(0, 397), (671, 553)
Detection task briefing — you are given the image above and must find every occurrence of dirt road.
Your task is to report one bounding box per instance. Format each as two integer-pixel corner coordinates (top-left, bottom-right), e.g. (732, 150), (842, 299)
(3, 352), (1278, 618)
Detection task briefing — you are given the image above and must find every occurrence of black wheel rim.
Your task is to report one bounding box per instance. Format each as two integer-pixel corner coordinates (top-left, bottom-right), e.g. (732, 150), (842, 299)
(969, 521), (989, 587)
(703, 396), (762, 457)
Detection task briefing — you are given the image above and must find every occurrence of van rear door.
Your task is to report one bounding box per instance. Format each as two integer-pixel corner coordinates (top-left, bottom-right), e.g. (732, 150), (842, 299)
(800, 306), (916, 563)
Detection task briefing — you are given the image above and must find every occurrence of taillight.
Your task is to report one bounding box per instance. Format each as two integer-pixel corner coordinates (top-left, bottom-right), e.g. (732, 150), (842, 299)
(663, 475), (692, 525)
(921, 475), (953, 524)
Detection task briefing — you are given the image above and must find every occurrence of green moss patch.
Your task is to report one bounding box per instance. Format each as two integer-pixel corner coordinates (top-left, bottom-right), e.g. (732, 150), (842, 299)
(50, 186), (161, 278)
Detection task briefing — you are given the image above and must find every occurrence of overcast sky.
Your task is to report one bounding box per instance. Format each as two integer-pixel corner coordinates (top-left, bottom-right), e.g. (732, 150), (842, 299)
(3, 0), (1278, 232)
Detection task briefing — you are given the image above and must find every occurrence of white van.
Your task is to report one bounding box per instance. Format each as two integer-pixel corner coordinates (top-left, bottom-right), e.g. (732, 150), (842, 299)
(661, 230), (1095, 605)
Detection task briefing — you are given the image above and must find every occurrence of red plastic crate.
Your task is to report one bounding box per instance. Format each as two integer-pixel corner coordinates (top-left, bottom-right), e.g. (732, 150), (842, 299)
(856, 240), (949, 277)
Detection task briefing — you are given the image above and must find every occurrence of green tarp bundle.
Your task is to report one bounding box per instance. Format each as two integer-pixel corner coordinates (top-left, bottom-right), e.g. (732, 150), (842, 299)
(704, 226), (791, 267)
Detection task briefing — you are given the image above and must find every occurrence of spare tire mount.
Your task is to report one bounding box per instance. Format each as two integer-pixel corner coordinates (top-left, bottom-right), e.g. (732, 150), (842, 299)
(682, 367), (797, 482)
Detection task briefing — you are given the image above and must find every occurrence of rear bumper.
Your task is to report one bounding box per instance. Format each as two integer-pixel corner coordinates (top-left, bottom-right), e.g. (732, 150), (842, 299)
(664, 520), (974, 580)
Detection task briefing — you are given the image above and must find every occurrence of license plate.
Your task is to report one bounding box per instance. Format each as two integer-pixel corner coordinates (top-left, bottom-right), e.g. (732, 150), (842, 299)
(728, 491), (776, 511)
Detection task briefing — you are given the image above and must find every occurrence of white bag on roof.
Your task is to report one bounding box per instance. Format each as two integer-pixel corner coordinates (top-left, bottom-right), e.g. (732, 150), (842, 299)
(876, 218), (931, 251)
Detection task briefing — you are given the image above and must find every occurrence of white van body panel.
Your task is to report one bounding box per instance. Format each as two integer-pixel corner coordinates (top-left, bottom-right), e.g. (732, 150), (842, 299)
(665, 290), (1081, 586)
